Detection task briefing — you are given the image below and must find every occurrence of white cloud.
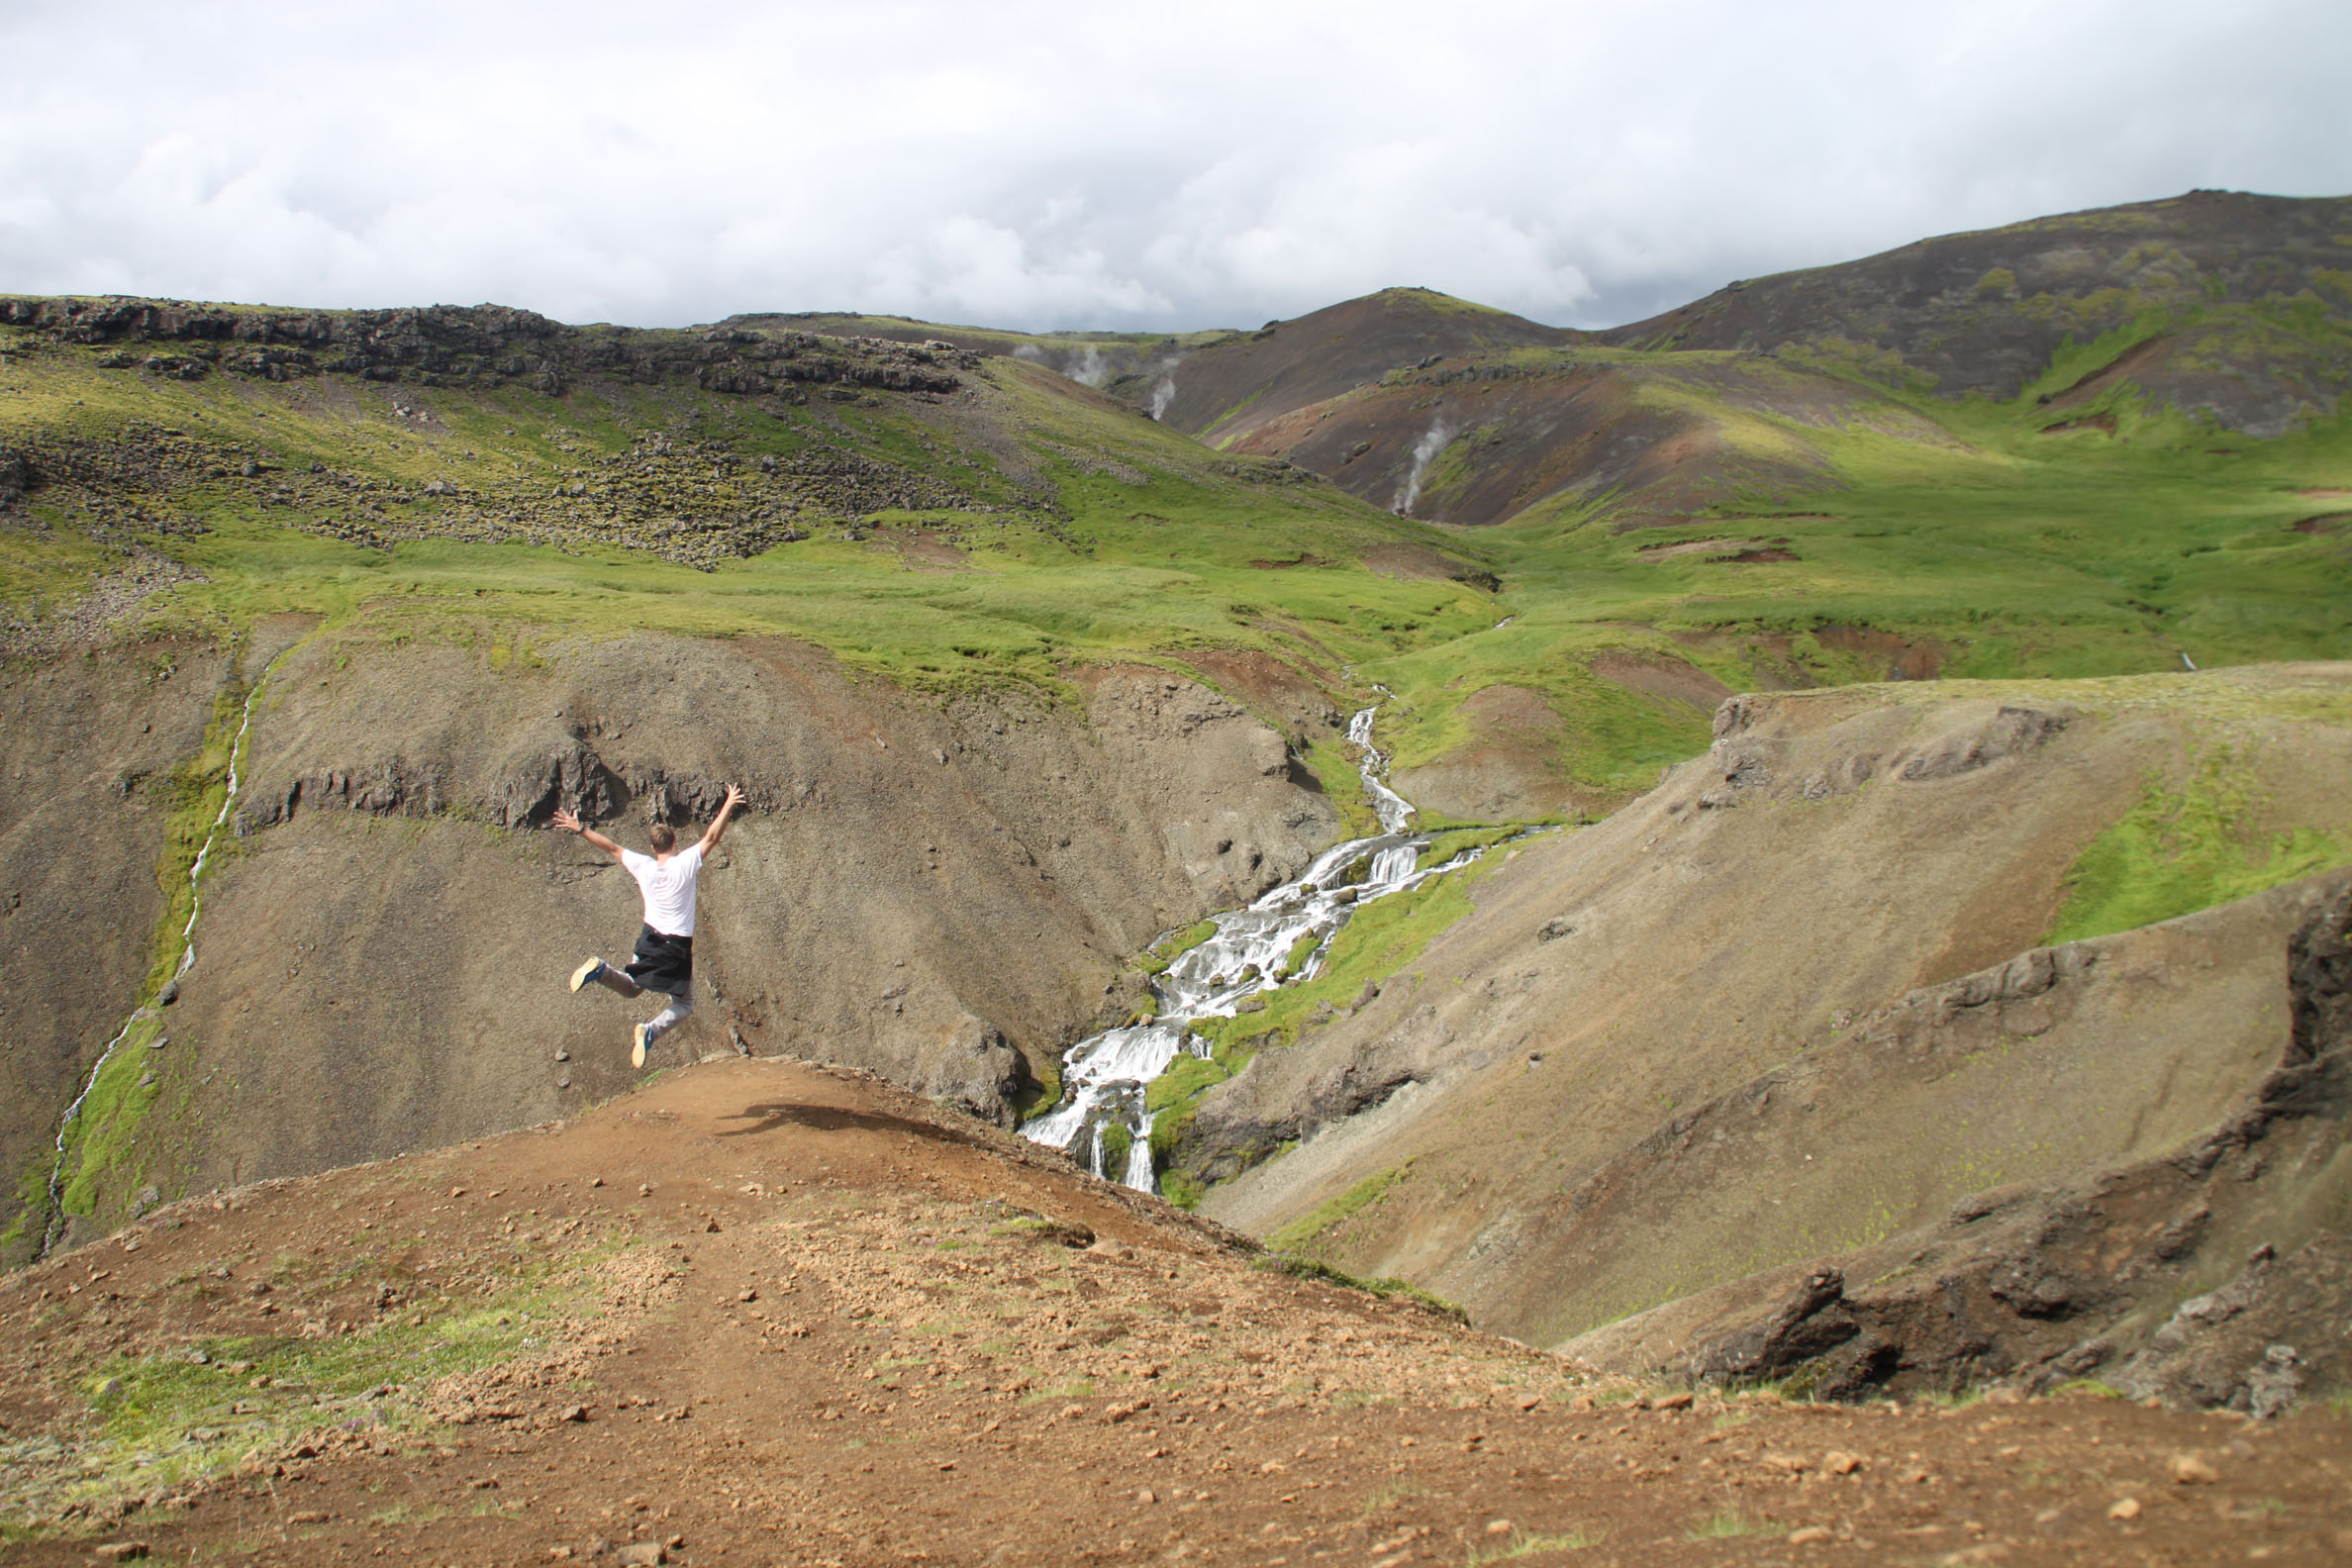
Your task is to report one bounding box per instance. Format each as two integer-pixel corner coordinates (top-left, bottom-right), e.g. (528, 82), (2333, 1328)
(0, 0), (2345, 331)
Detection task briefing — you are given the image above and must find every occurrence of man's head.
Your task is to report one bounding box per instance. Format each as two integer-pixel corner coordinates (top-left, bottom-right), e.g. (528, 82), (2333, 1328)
(648, 823), (677, 854)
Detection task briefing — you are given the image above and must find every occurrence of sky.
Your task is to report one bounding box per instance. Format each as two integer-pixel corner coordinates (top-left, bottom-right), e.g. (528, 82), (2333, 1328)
(2, 0), (2348, 334)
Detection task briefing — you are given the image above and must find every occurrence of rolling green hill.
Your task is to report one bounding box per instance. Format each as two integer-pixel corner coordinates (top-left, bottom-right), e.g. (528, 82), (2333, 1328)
(4, 190), (2350, 816)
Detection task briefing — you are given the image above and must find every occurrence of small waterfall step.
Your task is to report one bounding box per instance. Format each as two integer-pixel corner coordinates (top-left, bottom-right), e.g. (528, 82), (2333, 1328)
(1023, 703), (1492, 1193)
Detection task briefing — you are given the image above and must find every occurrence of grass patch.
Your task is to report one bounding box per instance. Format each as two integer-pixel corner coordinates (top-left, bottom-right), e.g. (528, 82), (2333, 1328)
(1266, 1165), (1411, 1251)
(1020, 1379), (1096, 1404)
(1279, 930), (1322, 980)
(1466, 1528), (1602, 1565)
(1138, 921), (1219, 977)
(1417, 826), (1525, 873)
(1683, 1511), (1774, 1540)
(1194, 852), (1500, 1063)
(1251, 1252), (1466, 1323)
(44, 652), (287, 1239)
(1146, 851), (1506, 1192)
(1156, 1169), (1208, 1211)
(2048, 744), (2350, 943)
(14, 1251), (604, 1523)
(1011, 1047), (1063, 1123)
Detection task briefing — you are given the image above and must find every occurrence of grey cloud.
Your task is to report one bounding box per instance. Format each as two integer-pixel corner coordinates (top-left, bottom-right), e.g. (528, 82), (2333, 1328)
(0, 0), (2346, 332)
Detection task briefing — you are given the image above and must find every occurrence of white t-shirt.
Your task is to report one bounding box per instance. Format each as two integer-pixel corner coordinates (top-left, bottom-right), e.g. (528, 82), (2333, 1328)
(621, 842), (705, 937)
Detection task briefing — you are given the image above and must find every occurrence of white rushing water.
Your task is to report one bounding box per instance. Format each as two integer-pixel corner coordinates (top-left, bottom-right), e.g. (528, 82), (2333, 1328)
(1024, 704), (1489, 1191)
(38, 663), (270, 1258)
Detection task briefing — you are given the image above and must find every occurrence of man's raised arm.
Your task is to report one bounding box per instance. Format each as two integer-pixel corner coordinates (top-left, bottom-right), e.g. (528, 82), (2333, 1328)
(698, 785), (748, 855)
(553, 806), (628, 861)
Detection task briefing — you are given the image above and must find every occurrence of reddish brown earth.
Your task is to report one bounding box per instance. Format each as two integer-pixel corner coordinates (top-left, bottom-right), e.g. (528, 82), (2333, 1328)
(5, 1059), (2350, 1567)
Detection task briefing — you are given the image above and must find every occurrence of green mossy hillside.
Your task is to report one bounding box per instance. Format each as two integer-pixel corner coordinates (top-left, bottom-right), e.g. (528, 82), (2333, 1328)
(6, 281), (2351, 820)
(2049, 744), (2352, 944)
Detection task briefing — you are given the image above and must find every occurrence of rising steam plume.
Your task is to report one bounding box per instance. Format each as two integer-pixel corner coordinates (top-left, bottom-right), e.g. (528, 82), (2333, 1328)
(1392, 418), (1454, 516)
(1150, 375), (1176, 419)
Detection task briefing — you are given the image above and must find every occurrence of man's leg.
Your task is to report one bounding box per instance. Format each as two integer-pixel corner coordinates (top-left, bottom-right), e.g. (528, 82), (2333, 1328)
(570, 956), (644, 999)
(631, 987), (693, 1069)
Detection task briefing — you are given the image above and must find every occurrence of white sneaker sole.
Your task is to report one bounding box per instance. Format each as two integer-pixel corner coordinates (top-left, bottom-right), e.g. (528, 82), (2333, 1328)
(569, 958), (602, 994)
(631, 1025), (650, 1070)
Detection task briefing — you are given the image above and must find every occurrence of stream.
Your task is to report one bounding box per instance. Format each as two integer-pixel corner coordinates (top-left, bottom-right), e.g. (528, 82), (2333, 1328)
(1022, 705), (1488, 1192)
(38, 662), (271, 1259)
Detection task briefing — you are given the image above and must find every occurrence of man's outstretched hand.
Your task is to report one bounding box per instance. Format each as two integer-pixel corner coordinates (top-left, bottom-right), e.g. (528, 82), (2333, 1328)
(702, 785), (749, 853)
(555, 807), (625, 859)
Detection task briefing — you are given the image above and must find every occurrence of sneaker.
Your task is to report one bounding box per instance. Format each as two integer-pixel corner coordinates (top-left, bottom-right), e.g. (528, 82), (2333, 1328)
(569, 957), (605, 994)
(631, 1022), (651, 1070)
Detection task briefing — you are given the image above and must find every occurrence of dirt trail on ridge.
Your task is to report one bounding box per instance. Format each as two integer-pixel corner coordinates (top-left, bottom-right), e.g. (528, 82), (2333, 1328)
(2, 1059), (2348, 1567)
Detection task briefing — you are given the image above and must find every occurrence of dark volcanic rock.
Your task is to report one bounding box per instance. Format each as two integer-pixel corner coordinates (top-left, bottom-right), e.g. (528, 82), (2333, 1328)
(0, 296), (974, 402)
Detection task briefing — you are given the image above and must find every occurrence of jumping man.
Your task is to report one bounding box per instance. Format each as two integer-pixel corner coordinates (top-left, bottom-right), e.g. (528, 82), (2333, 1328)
(556, 784), (746, 1068)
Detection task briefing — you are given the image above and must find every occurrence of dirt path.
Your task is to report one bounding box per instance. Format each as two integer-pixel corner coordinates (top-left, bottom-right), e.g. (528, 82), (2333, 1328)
(3, 1060), (2348, 1566)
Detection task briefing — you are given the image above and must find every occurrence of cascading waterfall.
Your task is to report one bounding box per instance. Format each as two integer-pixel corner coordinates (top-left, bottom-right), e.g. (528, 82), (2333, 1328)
(1024, 703), (1489, 1192)
(37, 663), (271, 1258)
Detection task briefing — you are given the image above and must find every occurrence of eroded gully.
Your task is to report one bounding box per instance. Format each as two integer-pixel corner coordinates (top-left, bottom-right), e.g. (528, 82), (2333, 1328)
(1023, 706), (1492, 1191)
(37, 659), (275, 1258)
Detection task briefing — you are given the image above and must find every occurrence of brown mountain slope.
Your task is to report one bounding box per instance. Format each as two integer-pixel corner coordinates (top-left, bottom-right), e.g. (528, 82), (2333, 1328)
(1136, 289), (1580, 445)
(1211, 349), (1945, 526)
(1188, 666), (2352, 1401)
(5, 1056), (2347, 1566)
(4, 624), (1342, 1261)
(1600, 189), (2352, 430)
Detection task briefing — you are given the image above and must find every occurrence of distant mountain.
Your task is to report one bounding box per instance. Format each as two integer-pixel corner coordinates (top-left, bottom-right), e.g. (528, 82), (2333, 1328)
(1170, 192), (2352, 527)
(1124, 287), (1580, 442)
(1600, 189), (2352, 432)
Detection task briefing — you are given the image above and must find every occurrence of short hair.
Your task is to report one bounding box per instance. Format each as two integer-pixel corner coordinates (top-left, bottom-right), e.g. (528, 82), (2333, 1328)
(648, 823), (677, 852)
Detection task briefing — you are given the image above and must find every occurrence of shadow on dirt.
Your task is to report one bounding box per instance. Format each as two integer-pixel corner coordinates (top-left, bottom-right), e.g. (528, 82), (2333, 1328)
(716, 1100), (991, 1151)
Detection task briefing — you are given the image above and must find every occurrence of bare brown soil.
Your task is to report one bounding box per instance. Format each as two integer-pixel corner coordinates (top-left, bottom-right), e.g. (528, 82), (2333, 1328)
(1357, 545), (1497, 590)
(1812, 627), (1942, 681)
(864, 528), (972, 572)
(1588, 655), (1733, 714)
(1389, 686), (1577, 823)
(6, 1058), (2350, 1567)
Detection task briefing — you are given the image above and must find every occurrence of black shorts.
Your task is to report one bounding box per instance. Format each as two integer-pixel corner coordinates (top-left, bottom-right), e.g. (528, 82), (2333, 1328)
(625, 926), (694, 998)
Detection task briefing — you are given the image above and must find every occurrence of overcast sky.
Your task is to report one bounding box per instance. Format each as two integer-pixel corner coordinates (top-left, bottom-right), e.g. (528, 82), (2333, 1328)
(2, 0), (2347, 333)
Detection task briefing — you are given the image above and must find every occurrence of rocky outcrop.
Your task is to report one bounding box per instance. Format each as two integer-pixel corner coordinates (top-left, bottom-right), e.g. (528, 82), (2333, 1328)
(0, 299), (995, 568)
(1184, 999), (1452, 1184)
(0, 419), (982, 572)
(1571, 880), (2352, 1407)
(0, 297), (974, 400)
